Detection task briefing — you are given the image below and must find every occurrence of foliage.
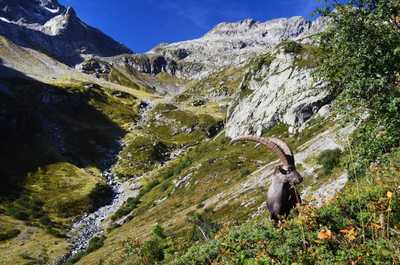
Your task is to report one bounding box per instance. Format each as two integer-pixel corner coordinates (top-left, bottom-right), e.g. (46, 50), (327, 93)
(316, 0), (400, 176)
(317, 148), (343, 176)
(111, 197), (140, 221)
(120, 225), (169, 265)
(281, 40), (303, 54)
(87, 236), (106, 253)
(164, 148), (400, 264)
(0, 229), (20, 241)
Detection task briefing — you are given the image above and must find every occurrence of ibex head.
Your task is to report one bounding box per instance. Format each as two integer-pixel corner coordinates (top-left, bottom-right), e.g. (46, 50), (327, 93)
(231, 136), (303, 186)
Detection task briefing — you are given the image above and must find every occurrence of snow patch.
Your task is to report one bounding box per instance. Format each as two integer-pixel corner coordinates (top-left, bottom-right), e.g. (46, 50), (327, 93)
(45, 7), (60, 14)
(0, 17), (11, 23)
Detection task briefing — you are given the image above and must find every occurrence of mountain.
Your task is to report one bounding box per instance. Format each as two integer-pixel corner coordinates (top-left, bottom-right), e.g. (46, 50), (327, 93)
(80, 16), (327, 80)
(1, 1), (398, 265)
(0, 11), (338, 264)
(0, 0), (132, 65)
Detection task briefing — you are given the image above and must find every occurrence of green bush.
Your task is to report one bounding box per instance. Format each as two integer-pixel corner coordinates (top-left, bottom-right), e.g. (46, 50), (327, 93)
(141, 179), (160, 196)
(317, 149), (342, 176)
(316, 0), (400, 176)
(173, 240), (220, 265)
(0, 229), (20, 241)
(121, 225), (169, 265)
(281, 40), (303, 54)
(111, 197), (140, 221)
(87, 236), (106, 253)
(142, 238), (165, 262)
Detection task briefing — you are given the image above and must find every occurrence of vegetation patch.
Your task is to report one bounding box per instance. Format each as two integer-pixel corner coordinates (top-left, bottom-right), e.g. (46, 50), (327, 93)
(161, 148), (400, 264)
(0, 228), (20, 241)
(317, 148), (343, 176)
(114, 135), (170, 179)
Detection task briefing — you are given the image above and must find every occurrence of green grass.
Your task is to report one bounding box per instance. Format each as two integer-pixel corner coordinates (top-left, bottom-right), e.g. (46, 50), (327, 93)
(0, 77), (141, 264)
(113, 134), (170, 179)
(72, 114), (341, 264)
(317, 149), (343, 176)
(163, 148), (400, 265)
(109, 68), (143, 91)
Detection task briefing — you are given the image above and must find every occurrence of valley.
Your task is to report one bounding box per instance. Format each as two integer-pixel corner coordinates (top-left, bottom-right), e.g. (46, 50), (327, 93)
(0, 0), (399, 264)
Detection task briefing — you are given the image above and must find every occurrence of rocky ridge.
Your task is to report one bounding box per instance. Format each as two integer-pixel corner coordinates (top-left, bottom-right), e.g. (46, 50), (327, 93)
(82, 16), (327, 81)
(0, 0), (132, 65)
(147, 16), (326, 79)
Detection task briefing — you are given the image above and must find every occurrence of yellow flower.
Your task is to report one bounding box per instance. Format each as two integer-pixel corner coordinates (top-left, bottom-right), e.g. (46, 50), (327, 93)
(340, 227), (357, 241)
(387, 191), (393, 199)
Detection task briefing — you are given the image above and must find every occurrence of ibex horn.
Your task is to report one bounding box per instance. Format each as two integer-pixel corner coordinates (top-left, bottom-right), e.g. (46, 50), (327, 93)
(232, 136), (293, 169)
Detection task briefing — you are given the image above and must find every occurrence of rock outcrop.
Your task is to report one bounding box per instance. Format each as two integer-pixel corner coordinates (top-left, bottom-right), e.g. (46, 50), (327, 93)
(144, 16), (326, 79)
(0, 0), (132, 66)
(225, 51), (333, 138)
(80, 16), (327, 80)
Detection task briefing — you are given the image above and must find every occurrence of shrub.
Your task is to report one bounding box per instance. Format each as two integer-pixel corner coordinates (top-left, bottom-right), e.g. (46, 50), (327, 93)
(152, 224), (167, 239)
(111, 197), (140, 221)
(173, 240), (220, 265)
(0, 229), (20, 241)
(317, 149), (342, 176)
(316, 0), (400, 176)
(281, 40), (303, 54)
(141, 179), (160, 196)
(141, 238), (165, 262)
(87, 236), (106, 253)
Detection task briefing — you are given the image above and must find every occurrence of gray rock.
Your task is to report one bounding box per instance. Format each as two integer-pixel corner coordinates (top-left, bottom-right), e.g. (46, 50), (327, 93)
(143, 16), (327, 79)
(80, 16), (328, 80)
(225, 52), (333, 138)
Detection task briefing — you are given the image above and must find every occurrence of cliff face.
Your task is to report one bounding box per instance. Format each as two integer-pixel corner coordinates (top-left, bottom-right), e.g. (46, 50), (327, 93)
(0, 0), (132, 65)
(146, 17), (326, 79)
(225, 50), (333, 138)
(80, 16), (327, 80)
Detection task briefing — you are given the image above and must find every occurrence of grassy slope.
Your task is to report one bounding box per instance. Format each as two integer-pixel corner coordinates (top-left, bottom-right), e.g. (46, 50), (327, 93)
(169, 148), (400, 265)
(74, 114), (346, 265)
(0, 71), (148, 264)
(113, 102), (223, 180)
(76, 122), (400, 265)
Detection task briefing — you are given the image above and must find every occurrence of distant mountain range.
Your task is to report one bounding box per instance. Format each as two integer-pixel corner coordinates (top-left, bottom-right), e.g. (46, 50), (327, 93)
(0, 0), (132, 65)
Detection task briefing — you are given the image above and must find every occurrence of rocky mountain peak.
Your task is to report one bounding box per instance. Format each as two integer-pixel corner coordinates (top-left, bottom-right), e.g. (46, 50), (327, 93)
(64, 6), (76, 19)
(0, 0), (65, 25)
(42, 6), (78, 35)
(0, 0), (132, 65)
(134, 16), (326, 79)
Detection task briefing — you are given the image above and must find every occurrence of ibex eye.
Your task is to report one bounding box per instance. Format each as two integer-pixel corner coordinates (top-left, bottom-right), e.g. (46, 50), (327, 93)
(279, 167), (289, 174)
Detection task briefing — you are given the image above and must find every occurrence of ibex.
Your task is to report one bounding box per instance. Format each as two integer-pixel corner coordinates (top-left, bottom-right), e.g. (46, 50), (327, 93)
(232, 136), (303, 222)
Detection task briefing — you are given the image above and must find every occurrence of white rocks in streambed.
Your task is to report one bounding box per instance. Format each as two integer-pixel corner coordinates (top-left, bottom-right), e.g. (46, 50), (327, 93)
(225, 52), (333, 138)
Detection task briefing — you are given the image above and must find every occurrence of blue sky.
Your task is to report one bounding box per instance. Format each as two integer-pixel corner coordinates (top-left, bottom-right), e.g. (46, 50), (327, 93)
(59, 0), (323, 52)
